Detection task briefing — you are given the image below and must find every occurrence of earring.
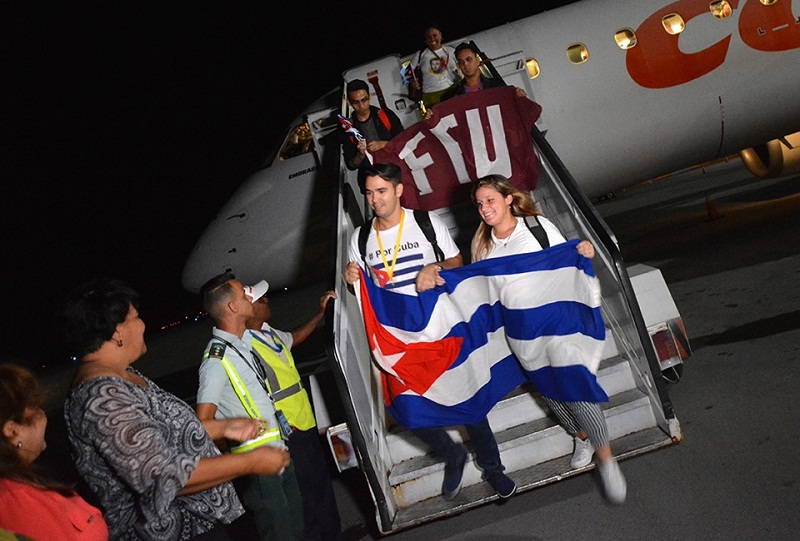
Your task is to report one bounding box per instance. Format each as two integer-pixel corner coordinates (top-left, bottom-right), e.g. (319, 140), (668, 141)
(117, 339), (124, 347)
(17, 441), (23, 448)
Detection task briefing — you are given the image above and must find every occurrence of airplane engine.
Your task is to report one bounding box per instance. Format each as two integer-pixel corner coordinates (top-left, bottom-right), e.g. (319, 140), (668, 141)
(739, 132), (800, 179)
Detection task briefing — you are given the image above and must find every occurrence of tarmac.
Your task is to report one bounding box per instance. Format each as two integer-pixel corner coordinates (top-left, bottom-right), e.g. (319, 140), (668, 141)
(35, 160), (800, 540)
(333, 162), (800, 540)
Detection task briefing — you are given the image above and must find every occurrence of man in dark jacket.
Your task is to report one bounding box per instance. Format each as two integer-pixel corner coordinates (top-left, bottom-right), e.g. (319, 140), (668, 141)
(341, 79), (404, 173)
(442, 42), (527, 101)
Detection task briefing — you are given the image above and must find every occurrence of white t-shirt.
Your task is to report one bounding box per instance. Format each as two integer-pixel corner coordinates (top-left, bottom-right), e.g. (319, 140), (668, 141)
(348, 208), (460, 296)
(478, 216), (566, 261)
(411, 46), (459, 93)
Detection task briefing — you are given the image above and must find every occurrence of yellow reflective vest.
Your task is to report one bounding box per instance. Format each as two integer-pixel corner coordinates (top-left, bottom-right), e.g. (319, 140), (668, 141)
(251, 327), (316, 431)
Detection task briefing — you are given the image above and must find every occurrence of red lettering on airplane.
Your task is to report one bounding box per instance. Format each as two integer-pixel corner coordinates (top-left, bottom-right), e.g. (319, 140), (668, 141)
(627, 0), (737, 89)
(739, 0), (800, 52)
(627, 0), (800, 89)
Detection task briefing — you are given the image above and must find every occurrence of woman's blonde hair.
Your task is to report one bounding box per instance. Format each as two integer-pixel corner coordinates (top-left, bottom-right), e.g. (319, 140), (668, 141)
(470, 175), (540, 262)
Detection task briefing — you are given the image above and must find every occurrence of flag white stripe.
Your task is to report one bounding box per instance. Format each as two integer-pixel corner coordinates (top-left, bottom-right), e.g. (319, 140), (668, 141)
(415, 329), (514, 405)
(507, 333), (605, 372)
(380, 266), (600, 343)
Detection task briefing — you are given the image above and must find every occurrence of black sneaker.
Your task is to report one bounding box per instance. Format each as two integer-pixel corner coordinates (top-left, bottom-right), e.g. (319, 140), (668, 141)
(486, 471), (517, 499)
(442, 445), (467, 500)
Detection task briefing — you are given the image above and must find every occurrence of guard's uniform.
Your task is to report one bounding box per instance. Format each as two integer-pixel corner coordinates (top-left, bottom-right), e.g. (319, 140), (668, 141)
(198, 327), (304, 541)
(251, 324), (343, 540)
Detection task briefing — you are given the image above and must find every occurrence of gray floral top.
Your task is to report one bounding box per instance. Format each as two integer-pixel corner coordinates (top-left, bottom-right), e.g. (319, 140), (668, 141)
(64, 368), (244, 540)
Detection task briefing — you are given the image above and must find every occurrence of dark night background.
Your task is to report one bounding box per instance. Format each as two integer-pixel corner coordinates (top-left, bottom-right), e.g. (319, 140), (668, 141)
(3, 2), (575, 371)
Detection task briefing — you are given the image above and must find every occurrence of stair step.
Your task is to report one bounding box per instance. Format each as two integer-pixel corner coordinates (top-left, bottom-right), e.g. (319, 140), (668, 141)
(389, 388), (657, 506)
(388, 426), (675, 532)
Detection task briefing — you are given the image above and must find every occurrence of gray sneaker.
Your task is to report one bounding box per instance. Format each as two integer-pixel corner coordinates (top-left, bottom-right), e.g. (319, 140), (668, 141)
(570, 437), (595, 468)
(598, 458), (627, 504)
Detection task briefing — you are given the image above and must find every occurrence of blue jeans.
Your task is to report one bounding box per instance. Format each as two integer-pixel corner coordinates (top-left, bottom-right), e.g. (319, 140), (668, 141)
(411, 417), (503, 475)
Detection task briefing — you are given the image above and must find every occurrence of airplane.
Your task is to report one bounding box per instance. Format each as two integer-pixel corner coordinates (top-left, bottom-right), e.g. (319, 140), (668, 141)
(182, 0), (800, 294)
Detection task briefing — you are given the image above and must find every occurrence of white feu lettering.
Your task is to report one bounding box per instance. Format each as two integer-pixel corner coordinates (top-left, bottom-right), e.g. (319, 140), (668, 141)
(398, 132), (435, 194)
(467, 105), (511, 177)
(430, 114), (470, 184)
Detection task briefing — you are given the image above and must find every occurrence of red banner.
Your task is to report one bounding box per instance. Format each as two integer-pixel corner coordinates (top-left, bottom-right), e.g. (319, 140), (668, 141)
(372, 86), (542, 211)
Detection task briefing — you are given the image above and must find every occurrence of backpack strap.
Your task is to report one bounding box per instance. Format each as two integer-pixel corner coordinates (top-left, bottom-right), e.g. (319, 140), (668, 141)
(413, 210), (445, 262)
(377, 109), (392, 133)
(523, 215), (550, 249)
(358, 217), (374, 269)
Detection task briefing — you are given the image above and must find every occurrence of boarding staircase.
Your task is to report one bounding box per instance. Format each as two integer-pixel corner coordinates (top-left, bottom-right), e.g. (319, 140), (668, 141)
(324, 103), (683, 532)
(384, 335), (670, 523)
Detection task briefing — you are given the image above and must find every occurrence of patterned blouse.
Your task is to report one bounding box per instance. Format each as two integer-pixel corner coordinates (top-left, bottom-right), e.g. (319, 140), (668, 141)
(64, 368), (244, 540)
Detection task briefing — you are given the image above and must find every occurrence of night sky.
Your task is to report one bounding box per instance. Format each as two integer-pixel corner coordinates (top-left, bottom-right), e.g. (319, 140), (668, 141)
(3, 2), (574, 369)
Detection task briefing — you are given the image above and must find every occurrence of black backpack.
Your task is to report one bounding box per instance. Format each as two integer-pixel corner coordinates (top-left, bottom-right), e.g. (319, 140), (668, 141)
(522, 215), (550, 249)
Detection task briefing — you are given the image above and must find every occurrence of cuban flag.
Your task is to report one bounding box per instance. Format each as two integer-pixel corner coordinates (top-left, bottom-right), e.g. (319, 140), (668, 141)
(338, 114), (364, 141)
(355, 240), (608, 429)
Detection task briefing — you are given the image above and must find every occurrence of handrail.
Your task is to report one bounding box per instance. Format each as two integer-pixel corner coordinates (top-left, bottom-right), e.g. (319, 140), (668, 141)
(321, 94), (392, 531)
(530, 127), (675, 418)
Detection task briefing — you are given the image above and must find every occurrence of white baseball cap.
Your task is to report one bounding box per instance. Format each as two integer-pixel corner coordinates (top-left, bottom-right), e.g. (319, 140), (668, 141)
(243, 280), (269, 303)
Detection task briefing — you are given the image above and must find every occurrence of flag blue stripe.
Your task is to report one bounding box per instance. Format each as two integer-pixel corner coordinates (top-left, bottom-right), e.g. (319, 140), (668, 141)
(387, 355), (527, 429)
(525, 365), (609, 403)
(503, 302), (605, 341)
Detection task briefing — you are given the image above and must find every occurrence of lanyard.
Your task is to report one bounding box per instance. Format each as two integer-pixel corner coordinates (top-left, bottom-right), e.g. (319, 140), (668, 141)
(252, 327), (284, 354)
(375, 209), (405, 282)
(218, 338), (271, 399)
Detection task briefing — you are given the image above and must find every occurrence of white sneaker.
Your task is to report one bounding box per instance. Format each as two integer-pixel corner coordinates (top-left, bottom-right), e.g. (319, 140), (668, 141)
(598, 458), (627, 504)
(570, 437), (595, 468)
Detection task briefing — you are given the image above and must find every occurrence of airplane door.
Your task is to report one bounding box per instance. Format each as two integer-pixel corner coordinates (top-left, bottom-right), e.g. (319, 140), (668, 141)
(343, 55), (419, 129)
(486, 50), (548, 133)
(307, 106), (340, 162)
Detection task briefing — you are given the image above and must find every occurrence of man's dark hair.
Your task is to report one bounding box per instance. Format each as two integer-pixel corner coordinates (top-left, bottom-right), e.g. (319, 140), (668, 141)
(455, 42), (480, 59)
(362, 162), (402, 187)
(423, 23), (443, 35)
(346, 79), (369, 96)
(200, 272), (236, 318)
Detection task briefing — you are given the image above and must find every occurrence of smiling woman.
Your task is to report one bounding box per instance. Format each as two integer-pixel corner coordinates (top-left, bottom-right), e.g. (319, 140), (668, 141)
(58, 278), (290, 541)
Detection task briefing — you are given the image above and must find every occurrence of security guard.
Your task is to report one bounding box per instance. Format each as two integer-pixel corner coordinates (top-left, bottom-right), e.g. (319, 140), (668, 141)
(245, 280), (343, 541)
(197, 273), (304, 541)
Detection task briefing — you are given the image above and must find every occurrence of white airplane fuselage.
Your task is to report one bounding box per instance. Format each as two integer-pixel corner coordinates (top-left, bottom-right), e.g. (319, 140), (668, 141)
(182, 0), (800, 293)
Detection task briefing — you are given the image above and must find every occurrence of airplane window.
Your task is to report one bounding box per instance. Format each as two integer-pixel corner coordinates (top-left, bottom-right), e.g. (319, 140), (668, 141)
(566, 43), (589, 64)
(710, 1), (733, 18)
(525, 58), (541, 79)
(614, 29), (637, 49)
(661, 13), (686, 35)
(279, 122), (313, 161)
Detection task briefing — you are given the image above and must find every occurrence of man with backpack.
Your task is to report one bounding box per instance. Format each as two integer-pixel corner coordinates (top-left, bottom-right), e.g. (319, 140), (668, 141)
(341, 79), (404, 173)
(343, 162), (517, 501)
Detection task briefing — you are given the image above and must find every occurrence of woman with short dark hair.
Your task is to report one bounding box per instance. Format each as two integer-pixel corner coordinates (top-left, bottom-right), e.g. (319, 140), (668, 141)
(61, 278), (290, 540)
